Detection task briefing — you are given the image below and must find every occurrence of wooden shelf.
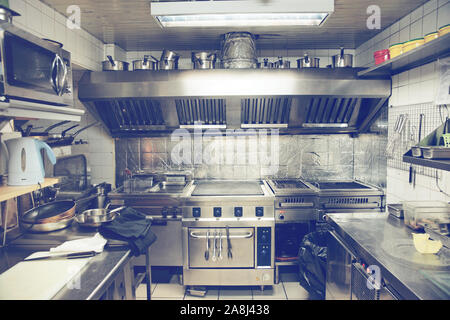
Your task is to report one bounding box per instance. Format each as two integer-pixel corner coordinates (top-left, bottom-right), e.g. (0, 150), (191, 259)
(358, 33), (450, 78)
(0, 178), (60, 203)
(403, 151), (450, 172)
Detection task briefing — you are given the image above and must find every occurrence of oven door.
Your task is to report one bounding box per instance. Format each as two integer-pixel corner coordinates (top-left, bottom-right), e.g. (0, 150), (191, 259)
(188, 227), (255, 269)
(0, 26), (73, 106)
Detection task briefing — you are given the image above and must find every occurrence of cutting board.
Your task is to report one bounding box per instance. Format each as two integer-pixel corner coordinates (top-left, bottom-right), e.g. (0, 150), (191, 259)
(0, 252), (92, 300)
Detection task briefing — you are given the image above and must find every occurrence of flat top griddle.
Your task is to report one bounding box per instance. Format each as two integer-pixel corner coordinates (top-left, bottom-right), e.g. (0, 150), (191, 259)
(314, 181), (371, 190)
(192, 180), (264, 196)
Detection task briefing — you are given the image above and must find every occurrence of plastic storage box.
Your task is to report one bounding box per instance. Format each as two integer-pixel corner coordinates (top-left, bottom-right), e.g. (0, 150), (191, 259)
(403, 201), (450, 230)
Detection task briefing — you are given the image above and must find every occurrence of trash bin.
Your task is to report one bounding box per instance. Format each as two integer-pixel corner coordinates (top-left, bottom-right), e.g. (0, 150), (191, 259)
(297, 230), (328, 300)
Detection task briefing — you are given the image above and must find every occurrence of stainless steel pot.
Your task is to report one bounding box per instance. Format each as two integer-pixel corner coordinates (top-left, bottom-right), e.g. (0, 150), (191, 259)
(297, 54), (320, 68)
(257, 58), (274, 69)
(192, 52), (217, 69)
(159, 50), (180, 70)
(332, 48), (353, 68)
(102, 55), (129, 71)
(274, 57), (290, 69)
(133, 55), (159, 70)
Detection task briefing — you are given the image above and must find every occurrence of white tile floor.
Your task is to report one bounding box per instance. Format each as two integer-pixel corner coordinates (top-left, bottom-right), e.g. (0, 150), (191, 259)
(136, 273), (310, 300)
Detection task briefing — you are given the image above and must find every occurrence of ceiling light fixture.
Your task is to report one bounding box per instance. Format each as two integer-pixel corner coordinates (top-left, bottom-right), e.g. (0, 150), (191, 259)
(151, 0), (334, 28)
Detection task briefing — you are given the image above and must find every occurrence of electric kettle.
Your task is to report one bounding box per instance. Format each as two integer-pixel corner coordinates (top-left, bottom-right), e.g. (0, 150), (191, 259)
(4, 138), (56, 186)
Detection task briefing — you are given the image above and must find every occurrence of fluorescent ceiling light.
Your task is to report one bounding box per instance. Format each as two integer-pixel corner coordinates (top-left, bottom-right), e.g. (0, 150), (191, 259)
(151, 0), (334, 28)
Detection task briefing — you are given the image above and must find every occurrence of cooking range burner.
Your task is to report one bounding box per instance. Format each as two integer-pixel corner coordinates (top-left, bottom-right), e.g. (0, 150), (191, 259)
(267, 178), (318, 196)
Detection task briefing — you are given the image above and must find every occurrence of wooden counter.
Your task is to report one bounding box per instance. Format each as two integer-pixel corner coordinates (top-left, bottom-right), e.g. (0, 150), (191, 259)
(0, 178), (60, 203)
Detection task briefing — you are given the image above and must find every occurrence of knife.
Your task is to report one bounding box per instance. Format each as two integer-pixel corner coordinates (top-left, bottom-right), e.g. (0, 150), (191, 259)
(24, 251), (97, 262)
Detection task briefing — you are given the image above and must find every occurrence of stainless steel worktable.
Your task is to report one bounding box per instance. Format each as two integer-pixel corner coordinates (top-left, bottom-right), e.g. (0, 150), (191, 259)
(326, 212), (450, 300)
(0, 225), (137, 300)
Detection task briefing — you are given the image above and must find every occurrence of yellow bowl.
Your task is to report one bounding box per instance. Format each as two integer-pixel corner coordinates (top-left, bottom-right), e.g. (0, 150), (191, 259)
(389, 43), (403, 58)
(403, 38), (425, 53)
(439, 24), (450, 36)
(424, 32), (439, 43)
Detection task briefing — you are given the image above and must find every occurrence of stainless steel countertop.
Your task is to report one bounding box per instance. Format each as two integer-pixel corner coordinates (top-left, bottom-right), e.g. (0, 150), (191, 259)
(0, 225), (132, 300)
(326, 212), (450, 300)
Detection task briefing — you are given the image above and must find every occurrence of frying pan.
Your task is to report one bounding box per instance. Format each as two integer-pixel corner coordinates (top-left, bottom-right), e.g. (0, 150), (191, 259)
(46, 122), (99, 147)
(20, 183), (101, 233)
(28, 120), (72, 140)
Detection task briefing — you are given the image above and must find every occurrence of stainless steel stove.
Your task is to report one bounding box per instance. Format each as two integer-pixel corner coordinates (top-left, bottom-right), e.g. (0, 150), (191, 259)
(181, 180), (275, 287)
(309, 180), (385, 218)
(266, 178), (319, 223)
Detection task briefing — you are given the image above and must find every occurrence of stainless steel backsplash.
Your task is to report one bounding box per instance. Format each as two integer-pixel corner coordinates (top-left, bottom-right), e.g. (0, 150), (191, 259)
(115, 131), (387, 188)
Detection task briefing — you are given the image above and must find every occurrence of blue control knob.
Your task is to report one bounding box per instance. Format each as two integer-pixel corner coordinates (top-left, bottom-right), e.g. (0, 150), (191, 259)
(234, 207), (243, 217)
(214, 207), (222, 218)
(255, 207), (264, 217)
(193, 207), (201, 218)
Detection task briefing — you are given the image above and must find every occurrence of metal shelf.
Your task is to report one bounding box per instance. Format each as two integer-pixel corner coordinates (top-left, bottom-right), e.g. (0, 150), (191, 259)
(358, 33), (450, 78)
(403, 151), (450, 172)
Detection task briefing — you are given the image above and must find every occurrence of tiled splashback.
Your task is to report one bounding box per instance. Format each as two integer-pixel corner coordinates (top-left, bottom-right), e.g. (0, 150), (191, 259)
(115, 132), (387, 188)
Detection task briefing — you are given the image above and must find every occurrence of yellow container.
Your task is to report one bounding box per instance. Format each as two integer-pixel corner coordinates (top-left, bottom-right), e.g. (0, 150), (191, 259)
(402, 38), (425, 53)
(439, 24), (450, 36)
(424, 31), (439, 43)
(389, 43), (403, 58)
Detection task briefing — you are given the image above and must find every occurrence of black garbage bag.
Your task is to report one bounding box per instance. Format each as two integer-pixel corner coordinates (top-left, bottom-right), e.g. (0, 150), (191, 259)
(297, 231), (328, 300)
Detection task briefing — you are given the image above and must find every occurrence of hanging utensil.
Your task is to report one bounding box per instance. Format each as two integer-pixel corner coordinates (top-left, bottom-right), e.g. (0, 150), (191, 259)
(226, 225), (232, 259)
(204, 231), (210, 261)
(218, 231), (223, 260)
(212, 231), (217, 262)
(46, 122), (99, 147)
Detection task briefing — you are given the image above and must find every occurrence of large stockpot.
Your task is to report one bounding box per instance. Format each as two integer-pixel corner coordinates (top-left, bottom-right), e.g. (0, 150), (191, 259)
(297, 54), (320, 68)
(102, 55), (129, 71)
(221, 32), (257, 69)
(133, 55), (159, 70)
(192, 52), (217, 69)
(331, 48), (353, 68)
(159, 49), (180, 70)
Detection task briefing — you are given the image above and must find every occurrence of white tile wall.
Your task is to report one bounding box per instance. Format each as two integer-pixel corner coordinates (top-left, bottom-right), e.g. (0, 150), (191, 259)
(355, 0), (450, 203)
(355, 0), (450, 68)
(9, 0), (105, 71)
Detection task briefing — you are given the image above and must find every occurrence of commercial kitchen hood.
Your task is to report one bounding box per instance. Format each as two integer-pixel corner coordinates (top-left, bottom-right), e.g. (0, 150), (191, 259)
(151, 0), (334, 27)
(78, 68), (391, 137)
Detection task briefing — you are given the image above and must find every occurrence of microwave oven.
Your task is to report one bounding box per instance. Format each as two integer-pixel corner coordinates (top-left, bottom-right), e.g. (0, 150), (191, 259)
(0, 23), (74, 107)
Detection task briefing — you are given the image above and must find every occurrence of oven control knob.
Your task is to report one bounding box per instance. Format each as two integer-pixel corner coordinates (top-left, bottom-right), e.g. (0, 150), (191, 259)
(192, 207), (201, 218)
(234, 207), (243, 217)
(255, 207), (264, 217)
(279, 214), (285, 220)
(213, 207), (222, 218)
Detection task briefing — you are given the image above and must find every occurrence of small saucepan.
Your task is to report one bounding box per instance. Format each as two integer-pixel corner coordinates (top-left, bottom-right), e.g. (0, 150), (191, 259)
(76, 205), (126, 228)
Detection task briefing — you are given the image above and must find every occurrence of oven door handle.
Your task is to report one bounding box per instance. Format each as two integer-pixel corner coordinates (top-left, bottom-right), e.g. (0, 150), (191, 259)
(189, 231), (253, 239)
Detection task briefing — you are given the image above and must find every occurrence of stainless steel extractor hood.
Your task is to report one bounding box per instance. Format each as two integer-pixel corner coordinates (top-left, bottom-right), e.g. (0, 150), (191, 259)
(78, 68), (391, 137)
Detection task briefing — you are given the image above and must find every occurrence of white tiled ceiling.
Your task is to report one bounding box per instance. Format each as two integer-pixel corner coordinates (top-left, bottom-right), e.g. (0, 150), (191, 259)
(40, 0), (429, 50)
